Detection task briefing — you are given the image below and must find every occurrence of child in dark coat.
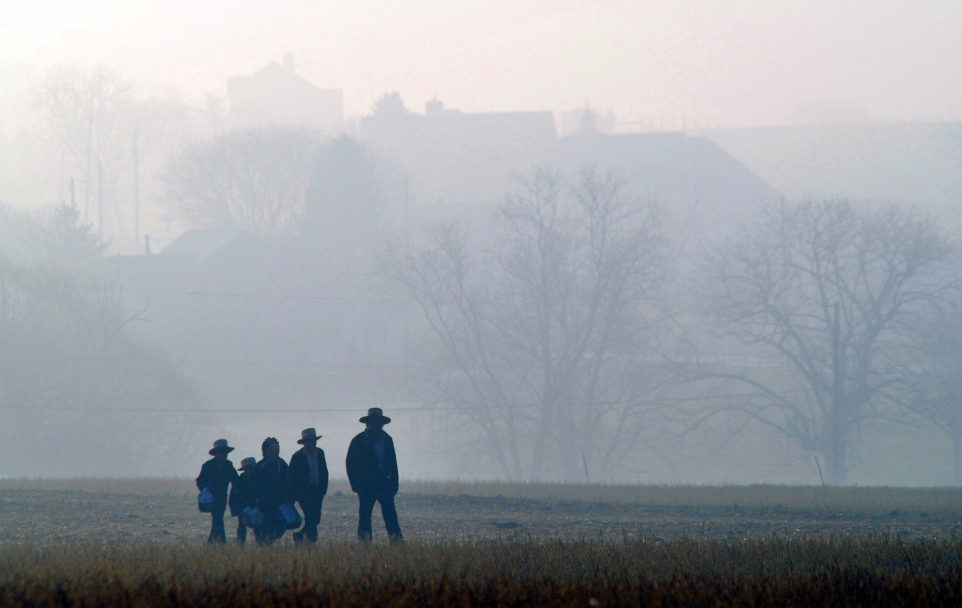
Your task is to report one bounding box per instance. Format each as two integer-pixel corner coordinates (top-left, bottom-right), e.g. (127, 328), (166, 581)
(228, 456), (257, 545)
(195, 439), (239, 544)
(253, 436), (293, 545)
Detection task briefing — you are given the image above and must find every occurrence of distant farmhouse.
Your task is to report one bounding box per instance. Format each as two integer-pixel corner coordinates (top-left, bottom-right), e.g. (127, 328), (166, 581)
(228, 55), (344, 134)
(359, 96), (780, 245)
(222, 61), (783, 241)
(359, 97), (558, 212)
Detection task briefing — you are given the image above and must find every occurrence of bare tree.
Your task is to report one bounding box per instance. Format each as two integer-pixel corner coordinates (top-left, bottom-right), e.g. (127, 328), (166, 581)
(697, 200), (955, 484)
(393, 168), (675, 481)
(36, 66), (198, 244)
(36, 66), (130, 226)
(162, 126), (324, 235)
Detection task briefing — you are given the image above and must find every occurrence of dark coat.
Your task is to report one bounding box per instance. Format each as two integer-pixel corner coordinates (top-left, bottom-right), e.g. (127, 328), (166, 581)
(289, 446), (329, 503)
(228, 470), (256, 517)
(346, 430), (399, 496)
(253, 457), (292, 511)
(196, 458), (238, 508)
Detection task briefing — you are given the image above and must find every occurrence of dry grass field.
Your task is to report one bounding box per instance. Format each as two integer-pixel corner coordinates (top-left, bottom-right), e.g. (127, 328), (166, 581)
(0, 478), (960, 606)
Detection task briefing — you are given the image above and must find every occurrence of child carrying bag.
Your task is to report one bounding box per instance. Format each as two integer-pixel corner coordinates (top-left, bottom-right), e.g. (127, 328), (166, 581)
(242, 506), (264, 527)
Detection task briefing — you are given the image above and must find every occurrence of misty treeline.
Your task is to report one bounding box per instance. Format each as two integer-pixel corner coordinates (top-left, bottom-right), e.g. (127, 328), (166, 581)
(27, 66), (197, 242)
(14, 65), (388, 253)
(0, 203), (199, 474)
(391, 178), (962, 484)
(162, 130), (386, 255)
(4, 170), (962, 482)
(4, 66), (962, 482)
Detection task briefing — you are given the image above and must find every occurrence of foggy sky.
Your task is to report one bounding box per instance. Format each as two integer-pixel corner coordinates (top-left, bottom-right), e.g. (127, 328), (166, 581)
(3, 0), (962, 130)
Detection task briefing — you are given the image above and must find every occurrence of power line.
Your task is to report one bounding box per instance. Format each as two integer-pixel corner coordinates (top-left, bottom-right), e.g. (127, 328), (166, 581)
(0, 388), (811, 414)
(41, 352), (418, 372)
(0, 404), (441, 413)
(116, 285), (406, 305)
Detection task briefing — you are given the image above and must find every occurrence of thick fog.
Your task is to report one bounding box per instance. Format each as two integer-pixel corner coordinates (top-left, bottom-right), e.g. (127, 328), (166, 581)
(2, 2), (962, 485)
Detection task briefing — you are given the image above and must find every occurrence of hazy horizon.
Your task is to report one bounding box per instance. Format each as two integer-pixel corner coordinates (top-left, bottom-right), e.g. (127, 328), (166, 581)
(3, 1), (962, 134)
(2, 1), (962, 486)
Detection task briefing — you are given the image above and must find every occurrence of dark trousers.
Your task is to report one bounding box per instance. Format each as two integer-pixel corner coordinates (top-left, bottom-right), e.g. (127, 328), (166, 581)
(357, 492), (403, 543)
(208, 505), (227, 544)
(254, 504), (285, 545)
(295, 496), (323, 543)
(254, 520), (284, 545)
(235, 516), (247, 544)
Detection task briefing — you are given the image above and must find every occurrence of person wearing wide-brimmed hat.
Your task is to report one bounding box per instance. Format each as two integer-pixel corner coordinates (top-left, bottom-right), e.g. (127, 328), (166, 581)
(289, 427), (329, 544)
(228, 456), (257, 545)
(346, 408), (403, 543)
(196, 439), (239, 544)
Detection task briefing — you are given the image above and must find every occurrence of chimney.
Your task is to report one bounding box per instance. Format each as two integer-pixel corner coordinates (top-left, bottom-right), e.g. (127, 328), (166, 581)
(425, 98), (444, 116)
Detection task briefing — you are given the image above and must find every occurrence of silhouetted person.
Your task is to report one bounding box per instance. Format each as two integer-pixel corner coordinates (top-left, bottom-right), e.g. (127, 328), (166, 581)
(196, 438), (239, 544)
(346, 407), (403, 543)
(229, 456), (257, 545)
(289, 427), (329, 544)
(253, 437), (292, 545)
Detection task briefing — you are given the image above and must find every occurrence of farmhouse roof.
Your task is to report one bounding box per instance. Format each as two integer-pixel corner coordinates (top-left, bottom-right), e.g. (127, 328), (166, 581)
(557, 131), (782, 248)
(159, 228), (255, 266)
(227, 57), (344, 133)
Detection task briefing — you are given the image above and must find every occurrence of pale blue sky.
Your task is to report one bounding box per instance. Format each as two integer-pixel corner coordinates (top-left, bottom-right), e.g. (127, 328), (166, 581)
(2, 0), (961, 128)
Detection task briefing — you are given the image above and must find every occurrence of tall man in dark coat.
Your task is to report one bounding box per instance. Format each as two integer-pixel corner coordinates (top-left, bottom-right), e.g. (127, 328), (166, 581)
(289, 427), (329, 544)
(195, 438), (239, 544)
(346, 407), (403, 543)
(253, 436), (292, 545)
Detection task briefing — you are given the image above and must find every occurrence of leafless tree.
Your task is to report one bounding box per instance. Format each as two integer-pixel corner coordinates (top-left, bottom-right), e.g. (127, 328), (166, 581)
(393, 168), (676, 481)
(162, 126), (324, 235)
(697, 200), (956, 484)
(36, 66), (133, 222)
(36, 65), (198, 242)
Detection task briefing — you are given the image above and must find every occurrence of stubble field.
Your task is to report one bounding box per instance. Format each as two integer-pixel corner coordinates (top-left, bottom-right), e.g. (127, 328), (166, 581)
(0, 478), (960, 606)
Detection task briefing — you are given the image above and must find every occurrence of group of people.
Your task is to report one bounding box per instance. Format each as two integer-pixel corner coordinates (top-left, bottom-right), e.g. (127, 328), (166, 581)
(195, 407), (403, 545)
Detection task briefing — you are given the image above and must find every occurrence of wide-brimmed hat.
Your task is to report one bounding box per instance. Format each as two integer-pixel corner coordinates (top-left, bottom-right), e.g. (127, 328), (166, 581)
(297, 427), (322, 444)
(209, 438), (235, 455)
(360, 407), (391, 425)
(239, 456), (257, 471)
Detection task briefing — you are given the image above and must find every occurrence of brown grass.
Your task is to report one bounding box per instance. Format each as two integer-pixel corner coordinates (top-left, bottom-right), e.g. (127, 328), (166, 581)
(0, 537), (959, 607)
(0, 480), (959, 605)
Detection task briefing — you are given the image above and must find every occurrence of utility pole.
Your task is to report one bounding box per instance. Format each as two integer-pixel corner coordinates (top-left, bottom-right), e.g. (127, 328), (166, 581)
(59, 149), (65, 205)
(133, 130), (140, 248)
(97, 157), (104, 237)
(84, 93), (94, 223)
